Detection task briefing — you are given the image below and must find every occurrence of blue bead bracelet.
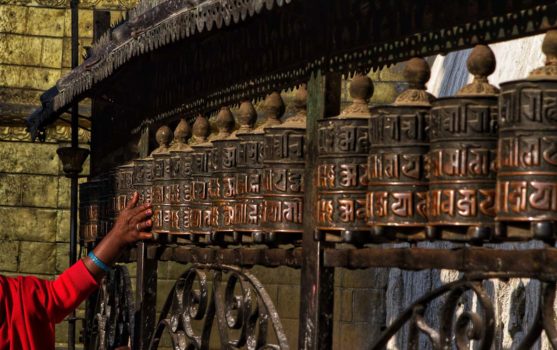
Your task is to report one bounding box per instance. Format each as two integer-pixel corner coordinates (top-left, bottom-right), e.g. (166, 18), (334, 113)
(88, 251), (111, 273)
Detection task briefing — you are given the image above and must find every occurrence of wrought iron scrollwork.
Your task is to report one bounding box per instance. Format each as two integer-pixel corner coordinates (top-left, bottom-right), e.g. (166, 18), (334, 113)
(148, 264), (289, 350)
(517, 281), (557, 349)
(371, 273), (557, 350)
(87, 264), (135, 350)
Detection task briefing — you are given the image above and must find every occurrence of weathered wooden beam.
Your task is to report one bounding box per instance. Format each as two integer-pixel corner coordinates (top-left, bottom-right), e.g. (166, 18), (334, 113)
(324, 246), (557, 277)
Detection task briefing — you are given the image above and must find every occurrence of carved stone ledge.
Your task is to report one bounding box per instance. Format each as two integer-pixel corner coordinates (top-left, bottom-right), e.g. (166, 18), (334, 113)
(0, 125), (90, 143)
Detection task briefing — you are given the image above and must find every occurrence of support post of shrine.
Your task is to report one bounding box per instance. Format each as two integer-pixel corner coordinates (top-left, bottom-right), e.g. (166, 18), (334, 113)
(68, 0), (79, 347)
(298, 70), (341, 350)
(134, 242), (158, 349)
(134, 127), (158, 349)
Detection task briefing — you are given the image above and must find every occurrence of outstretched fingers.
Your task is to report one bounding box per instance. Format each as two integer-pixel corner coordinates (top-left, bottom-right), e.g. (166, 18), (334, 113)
(130, 202), (152, 217)
(125, 192), (139, 210)
(135, 219), (152, 232)
(130, 207), (153, 225)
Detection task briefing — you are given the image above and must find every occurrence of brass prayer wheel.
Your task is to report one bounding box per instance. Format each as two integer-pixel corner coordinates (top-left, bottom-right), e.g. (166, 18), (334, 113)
(262, 90), (305, 242)
(317, 76), (372, 243)
(79, 178), (101, 243)
(113, 162), (134, 219)
(234, 100), (264, 242)
(151, 126), (173, 235)
(210, 107), (238, 241)
(168, 118), (193, 236)
(132, 155), (154, 208)
(367, 58), (434, 238)
(98, 172), (115, 237)
(496, 30), (557, 239)
(190, 115), (213, 239)
(427, 45), (498, 241)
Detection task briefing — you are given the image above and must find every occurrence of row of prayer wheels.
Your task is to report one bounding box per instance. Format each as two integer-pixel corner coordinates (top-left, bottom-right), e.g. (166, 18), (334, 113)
(80, 30), (557, 244)
(80, 88), (307, 244)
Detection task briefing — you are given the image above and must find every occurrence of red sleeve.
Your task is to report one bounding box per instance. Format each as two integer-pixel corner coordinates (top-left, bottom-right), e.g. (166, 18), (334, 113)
(27, 260), (99, 324)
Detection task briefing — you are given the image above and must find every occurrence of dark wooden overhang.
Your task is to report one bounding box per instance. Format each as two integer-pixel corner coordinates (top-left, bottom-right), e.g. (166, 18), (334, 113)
(26, 0), (557, 143)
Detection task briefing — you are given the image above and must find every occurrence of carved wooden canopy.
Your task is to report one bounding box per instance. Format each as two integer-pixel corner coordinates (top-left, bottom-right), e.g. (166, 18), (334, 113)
(26, 0), (557, 141)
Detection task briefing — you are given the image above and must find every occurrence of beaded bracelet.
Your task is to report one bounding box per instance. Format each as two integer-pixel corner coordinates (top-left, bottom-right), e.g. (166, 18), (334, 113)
(87, 251), (111, 273)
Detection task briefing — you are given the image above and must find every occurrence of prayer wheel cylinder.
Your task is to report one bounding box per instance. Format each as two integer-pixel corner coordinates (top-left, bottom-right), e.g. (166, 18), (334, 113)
(317, 76), (372, 243)
(211, 108), (238, 240)
(366, 58), (433, 238)
(262, 91), (305, 242)
(151, 125), (173, 235)
(427, 45), (498, 241)
(168, 119), (193, 236)
(234, 101), (265, 242)
(496, 30), (557, 239)
(189, 115), (213, 239)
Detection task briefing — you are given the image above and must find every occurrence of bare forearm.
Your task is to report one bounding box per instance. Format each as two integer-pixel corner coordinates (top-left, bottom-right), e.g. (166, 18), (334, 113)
(82, 193), (152, 282)
(83, 233), (127, 281)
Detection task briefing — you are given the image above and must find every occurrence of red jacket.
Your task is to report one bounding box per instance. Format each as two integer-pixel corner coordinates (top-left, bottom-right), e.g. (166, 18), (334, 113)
(0, 260), (98, 350)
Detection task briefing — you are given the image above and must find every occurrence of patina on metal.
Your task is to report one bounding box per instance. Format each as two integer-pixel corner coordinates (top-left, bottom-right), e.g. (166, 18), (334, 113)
(497, 30), (557, 240)
(427, 45), (499, 241)
(262, 90), (305, 243)
(151, 125), (173, 235)
(210, 107), (239, 243)
(367, 57), (434, 239)
(317, 75), (373, 243)
(234, 100), (264, 243)
(168, 118), (193, 237)
(190, 114), (213, 241)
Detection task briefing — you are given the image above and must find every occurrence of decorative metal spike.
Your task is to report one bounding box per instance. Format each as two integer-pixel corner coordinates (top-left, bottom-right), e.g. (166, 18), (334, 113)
(529, 29), (557, 78)
(151, 125), (173, 154)
(457, 44), (499, 96)
(237, 100), (257, 133)
(214, 107), (235, 140)
(257, 91), (285, 129)
(394, 57), (435, 106)
(169, 118), (192, 151)
(191, 114), (210, 145)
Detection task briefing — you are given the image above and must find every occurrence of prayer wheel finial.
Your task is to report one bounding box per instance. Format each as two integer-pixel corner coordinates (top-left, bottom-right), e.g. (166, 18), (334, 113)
(237, 100), (257, 133)
(258, 91), (285, 129)
(529, 29), (557, 78)
(151, 125), (172, 154)
(341, 74), (373, 116)
(283, 84), (308, 126)
(169, 118), (191, 151)
(215, 107), (235, 140)
(191, 114), (210, 144)
(394, 57), (435, 106)
(457, 44), (499, 96)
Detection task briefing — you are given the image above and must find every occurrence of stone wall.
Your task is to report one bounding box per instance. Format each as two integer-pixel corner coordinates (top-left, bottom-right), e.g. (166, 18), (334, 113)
(0, 125), (90, 348)
(0, 0), (134, 348)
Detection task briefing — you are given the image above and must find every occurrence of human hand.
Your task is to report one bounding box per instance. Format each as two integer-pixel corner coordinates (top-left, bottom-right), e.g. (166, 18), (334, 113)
(107, 192), (153, 248)
(83, 192), (153, 281)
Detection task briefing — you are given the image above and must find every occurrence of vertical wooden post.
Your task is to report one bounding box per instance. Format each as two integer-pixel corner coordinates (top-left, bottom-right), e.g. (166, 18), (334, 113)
(298, 71), (341, 350)
(134, 127), (158, 349)
(134, 243), (158, 349)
